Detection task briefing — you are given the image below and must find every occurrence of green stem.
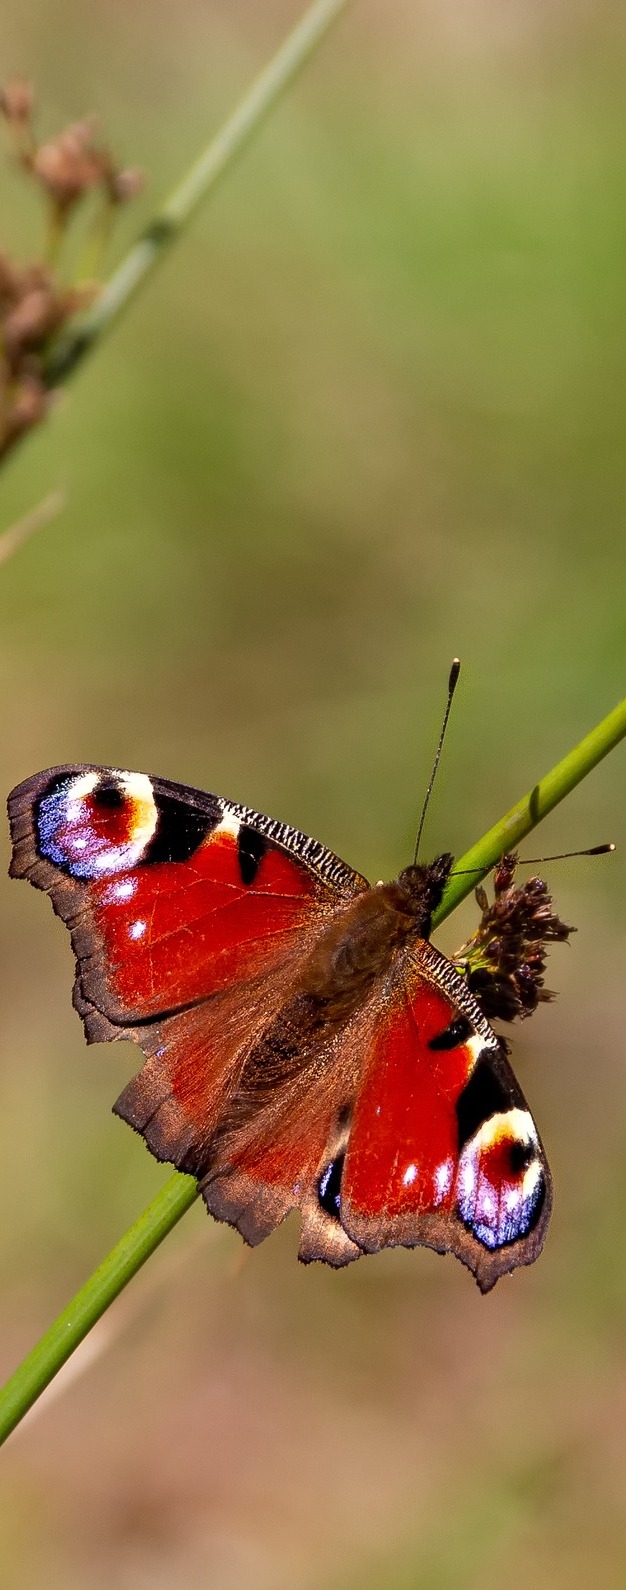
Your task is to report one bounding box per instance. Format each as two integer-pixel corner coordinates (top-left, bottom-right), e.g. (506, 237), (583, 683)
(0, 1174), (198, 1446)
(1, 689), (625, 1446)
(43, 0), (353, 386)
(432, 691), (626, 926)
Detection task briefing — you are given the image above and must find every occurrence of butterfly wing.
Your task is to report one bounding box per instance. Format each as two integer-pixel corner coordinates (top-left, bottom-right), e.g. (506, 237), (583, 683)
(338, 945), (552, 1291)
(9, 765), (368, 1176)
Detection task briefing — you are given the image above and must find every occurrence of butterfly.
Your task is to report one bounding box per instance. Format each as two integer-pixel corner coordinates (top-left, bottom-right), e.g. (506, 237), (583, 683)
(7, 732), (555, 1292)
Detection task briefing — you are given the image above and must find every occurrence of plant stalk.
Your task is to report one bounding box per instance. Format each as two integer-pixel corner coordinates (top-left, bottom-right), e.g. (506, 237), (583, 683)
(0, 688), (625, 1445)
(433, 692), (626, 925)
(0, 1175), (198, 1446)
(43, 0), (353, 386)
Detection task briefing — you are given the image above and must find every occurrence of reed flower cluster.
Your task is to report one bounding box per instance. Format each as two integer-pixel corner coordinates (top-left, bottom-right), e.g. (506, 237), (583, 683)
(455, 853), (573, 1023)
(0, 79), (142, 459)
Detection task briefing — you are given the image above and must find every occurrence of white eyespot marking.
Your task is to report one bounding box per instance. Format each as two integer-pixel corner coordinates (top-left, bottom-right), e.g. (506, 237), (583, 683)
(434, 1158), (454, 1203)
(466, 1032), (488, 1065)
(129, 919), (147, 941)
(521, 1159), (543, 1204)
(116, 770), (159, 855)
(403, 1163), (418, 1187)
(459, 1159), (477, 1202)
(469, 1108), (539, 1154)
(66, 771), (100, 806)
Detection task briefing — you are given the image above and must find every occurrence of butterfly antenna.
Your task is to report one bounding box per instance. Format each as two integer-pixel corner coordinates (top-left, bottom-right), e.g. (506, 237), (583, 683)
(414, 658), (461, 865)
(451, 843), (615, 876)
(513, 844), (615, 864)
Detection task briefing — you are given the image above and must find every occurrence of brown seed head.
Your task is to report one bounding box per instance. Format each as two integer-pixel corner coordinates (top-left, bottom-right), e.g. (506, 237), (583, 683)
(32, 119), (105, 210)
(0, 78), (35, 124)
(454, 852), (575, 1023)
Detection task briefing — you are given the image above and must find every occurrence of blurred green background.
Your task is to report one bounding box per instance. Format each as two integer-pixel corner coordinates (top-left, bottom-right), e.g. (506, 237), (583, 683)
(1, 1), (626, 1585)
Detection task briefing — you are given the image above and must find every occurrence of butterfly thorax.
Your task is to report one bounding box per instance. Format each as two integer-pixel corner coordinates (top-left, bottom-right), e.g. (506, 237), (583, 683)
(394, 852), (454, 933)
(296, 852), (454, 1023)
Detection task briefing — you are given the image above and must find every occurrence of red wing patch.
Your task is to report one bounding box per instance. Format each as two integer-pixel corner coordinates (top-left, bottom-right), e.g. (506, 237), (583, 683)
(342, 984), (473, 1231)
(339, 961), (552, 1291)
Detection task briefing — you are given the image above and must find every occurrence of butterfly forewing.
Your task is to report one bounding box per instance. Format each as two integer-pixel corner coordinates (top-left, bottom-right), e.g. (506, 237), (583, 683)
(9, 764), (366, 1027)
(9, 765), (366, 1175)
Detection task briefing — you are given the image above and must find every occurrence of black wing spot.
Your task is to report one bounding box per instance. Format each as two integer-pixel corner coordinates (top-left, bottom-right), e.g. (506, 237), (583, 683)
(429, 1014), (474, 1051)
(509, 1138), (534, 1175)
(145, 789), (220, 864)
(318, 1155), (344, 1220)
(456, 1055), (511, 1151)
(92, 781), (124, 808)
(238, 825), (268, 886)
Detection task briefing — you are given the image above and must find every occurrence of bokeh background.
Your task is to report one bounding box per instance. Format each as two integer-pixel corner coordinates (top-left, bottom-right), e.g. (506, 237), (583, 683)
(1, 1), (626, 1585)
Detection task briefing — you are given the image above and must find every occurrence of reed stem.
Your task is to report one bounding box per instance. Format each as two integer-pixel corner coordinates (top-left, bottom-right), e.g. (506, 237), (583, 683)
(43, 0), (353, 386)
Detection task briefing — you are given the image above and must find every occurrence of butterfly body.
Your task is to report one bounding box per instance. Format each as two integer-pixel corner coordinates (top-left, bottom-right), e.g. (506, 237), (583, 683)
(8, 764), (553, 1291)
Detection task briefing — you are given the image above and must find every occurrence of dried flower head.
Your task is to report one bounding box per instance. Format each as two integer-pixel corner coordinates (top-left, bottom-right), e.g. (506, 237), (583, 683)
(0, 81), (143, 459)
(0, 78), (35, 126)
(101, 161), (144, 206)
(454, 852), (574, 1024)
(0, 256), (88, 456)
(32, 119), (107, 212)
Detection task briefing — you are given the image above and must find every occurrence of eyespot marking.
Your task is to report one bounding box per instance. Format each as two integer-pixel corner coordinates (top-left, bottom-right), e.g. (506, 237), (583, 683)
(36, 769), (158, 878)
(455, 1108), (545, 1250)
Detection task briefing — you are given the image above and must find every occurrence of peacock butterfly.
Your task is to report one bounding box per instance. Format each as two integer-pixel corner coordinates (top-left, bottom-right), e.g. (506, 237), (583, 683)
(7, 670), (576, 1291)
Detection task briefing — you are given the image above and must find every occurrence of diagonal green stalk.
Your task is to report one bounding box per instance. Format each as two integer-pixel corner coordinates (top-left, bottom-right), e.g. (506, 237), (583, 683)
(432, 692), (626, 926)
(0, 689), (625, 1447)
(43, 0), (354, 386)
(0, 1175), (199, 1447)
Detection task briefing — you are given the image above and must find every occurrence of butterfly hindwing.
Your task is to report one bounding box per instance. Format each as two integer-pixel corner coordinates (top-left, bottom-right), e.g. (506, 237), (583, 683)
(194, 949), (551, 1288)
(339, 947), (552, 1291)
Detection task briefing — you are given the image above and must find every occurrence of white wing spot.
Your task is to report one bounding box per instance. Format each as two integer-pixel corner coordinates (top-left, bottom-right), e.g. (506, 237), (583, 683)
(112, 878), (137, 902)
(214, 810), (241, 839)
(434, 1159), (454, 1203)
